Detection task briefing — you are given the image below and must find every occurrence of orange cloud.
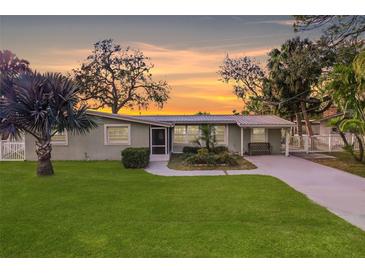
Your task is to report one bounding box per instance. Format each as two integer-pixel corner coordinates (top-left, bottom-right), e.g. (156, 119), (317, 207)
(30, 42), (271, 114)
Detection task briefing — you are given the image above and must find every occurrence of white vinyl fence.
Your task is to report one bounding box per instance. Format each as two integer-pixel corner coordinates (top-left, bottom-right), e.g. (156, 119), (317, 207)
(284, 134), (362, 154)
(0, 141), (25, 161)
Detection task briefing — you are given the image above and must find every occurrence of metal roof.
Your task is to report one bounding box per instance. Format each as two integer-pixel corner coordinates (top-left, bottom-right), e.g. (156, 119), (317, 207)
(86, 110), (294, 128)
(130, 115), (238, 124)
(86, 110), (173, 127)
(233, 115), (295, 127)
(132, 114), (294, 127)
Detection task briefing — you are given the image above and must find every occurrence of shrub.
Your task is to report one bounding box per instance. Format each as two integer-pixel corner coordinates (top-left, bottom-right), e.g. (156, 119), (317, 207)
(121, 148), (150, 168)
(197, 147), (209, 156)
(212, 146), (228, 154)
(182, 146), (200, 154)
(185, 152), (216, 165)
(185, 150), (238, 166)
(215, 152), (238, 166)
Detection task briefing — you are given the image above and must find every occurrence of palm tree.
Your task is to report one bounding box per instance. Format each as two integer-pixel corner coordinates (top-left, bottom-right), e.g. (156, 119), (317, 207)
(326, 51), (365, 162)
(0, 72), (97, 175)
(197, 124), (216, 151)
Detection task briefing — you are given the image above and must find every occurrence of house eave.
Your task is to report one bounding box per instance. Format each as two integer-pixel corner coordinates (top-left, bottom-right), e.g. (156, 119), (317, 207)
(238, 124), (295, 128)
(86, 110), (173, 127)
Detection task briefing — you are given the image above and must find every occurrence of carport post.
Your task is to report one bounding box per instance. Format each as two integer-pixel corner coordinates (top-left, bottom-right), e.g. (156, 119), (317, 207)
(285, 130), (290, 157)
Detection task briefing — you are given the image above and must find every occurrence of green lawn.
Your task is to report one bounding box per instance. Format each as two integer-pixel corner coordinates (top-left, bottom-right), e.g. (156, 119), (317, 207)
(1, 161), (365, 258)
(310, 151), (365, 178)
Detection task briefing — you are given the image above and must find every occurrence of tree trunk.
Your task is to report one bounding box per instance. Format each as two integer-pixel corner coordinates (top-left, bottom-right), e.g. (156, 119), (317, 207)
(295, 112), (303, 137)
(354, 134), (364, 162)
(35, 139), (54, 176)
(300, 101), (313, 137)
(295, 112), (304, 147)
(338, 129), (349, 147)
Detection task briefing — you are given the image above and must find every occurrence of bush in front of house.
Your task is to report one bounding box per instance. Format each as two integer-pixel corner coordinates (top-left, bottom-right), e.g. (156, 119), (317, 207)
(183, 145), (228, 154)
(185, 148), (238, 166)
(211, 146), (228, 154)
(121, 148), (150, 168)
(215, 151), (238, 166)
(182, 146), (200, 154)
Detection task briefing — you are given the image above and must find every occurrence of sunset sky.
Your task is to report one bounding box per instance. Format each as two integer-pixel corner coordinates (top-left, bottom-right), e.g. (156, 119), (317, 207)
(0, 16), (320, 114)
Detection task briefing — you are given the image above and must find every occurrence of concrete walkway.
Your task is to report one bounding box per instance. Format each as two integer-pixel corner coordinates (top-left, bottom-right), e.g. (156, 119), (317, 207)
(145, 155), (365, 231)
(145, 161), (263, 176)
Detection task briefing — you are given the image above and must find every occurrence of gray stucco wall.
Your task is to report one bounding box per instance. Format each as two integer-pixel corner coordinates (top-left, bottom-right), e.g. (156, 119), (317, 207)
(268, 128), (282, 154)
(240, 128), (282, 155)
(228, 124), (241, 153)
(25, 116), (150, 161)
(241, 128), (251, 155)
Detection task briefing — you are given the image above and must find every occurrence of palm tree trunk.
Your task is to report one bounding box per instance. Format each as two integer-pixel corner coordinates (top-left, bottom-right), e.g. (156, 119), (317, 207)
(338, 129), (349, 147)
(35, 139), (54, 176)
(354, 134), (364, 162)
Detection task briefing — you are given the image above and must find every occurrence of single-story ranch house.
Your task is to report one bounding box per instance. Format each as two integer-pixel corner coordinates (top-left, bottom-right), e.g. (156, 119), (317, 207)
(24, 110), (294, 161)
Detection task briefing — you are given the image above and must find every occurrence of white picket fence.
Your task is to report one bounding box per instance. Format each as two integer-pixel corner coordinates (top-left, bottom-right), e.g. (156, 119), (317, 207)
(0, 141), (25, 161)
(284, 134), (361, 154)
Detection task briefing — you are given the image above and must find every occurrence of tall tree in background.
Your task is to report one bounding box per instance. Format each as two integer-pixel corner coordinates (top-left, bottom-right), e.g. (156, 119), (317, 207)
(0, 72), (97, 175)
(218, 56), (266, 101)
(0, 50), (31, 79)
(218, 55), (277, 115)
(294, 16), (365, 46)
(73, 39), (170, 114)
(0, 50), (31, 140)
(267, 37), (329, 136)
(219, 38), (331, 136)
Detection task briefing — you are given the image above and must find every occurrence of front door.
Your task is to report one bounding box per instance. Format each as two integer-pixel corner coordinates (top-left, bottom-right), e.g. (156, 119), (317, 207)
(151, 128), (167, 155)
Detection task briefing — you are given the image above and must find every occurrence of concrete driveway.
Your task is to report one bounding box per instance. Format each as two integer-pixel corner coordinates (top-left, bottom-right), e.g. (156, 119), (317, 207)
(232, 155), (365, 231)
(145, 155), (365, 230)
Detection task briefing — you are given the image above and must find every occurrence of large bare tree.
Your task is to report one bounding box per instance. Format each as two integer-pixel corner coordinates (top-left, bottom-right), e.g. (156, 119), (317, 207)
(73, 39), (170, 114)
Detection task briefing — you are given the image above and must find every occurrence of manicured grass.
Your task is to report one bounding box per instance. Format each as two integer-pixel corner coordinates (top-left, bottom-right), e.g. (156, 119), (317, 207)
(1, 161), (365, 258)
(168, 153), (257, 171)
(310, 152), (365, 178)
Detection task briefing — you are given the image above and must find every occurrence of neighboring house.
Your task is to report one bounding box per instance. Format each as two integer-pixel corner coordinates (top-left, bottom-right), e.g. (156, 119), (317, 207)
(318, 113), (344, 135)
(293, 120), (320, 136)
(24, 110), (294, 161)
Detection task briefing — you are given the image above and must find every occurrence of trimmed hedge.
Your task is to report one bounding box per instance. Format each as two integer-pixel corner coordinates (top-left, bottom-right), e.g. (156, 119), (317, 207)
(121, 148), (150, 168)
(182, 146), (200, 154)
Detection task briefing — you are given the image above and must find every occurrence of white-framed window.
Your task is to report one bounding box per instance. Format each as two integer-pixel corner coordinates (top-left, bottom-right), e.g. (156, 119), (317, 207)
(187, 125), (200, 142)
(173, 124), (227, 144)
(104, 124), (131, 145)
(173, 125), (186, 144)
(173, 125), (200, 144)
(251, 128), (267, 143)
(214, 125), (226, 144)
(51, 130), (68, 145)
